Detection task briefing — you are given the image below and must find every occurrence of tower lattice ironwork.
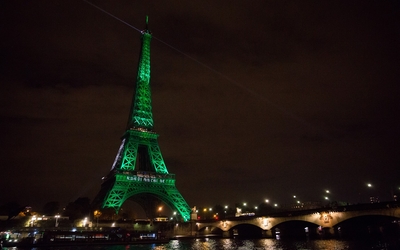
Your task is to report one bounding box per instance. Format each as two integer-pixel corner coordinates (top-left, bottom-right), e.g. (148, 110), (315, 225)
(94, 18), (191, 221)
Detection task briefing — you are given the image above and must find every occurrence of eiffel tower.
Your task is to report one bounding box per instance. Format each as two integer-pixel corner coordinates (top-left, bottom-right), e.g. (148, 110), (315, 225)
(93, 17), (191, 221)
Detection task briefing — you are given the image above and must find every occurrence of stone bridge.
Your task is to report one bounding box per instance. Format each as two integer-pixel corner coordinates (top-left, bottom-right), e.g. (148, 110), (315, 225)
(193, 202), (400, 237)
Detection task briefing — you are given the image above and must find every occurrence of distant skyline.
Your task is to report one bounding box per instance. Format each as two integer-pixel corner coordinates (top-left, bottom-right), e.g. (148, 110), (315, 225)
(1, 1), (399, 212)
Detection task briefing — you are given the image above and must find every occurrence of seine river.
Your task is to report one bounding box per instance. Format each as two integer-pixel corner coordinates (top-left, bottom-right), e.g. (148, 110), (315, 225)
(15, 238), (399, 250)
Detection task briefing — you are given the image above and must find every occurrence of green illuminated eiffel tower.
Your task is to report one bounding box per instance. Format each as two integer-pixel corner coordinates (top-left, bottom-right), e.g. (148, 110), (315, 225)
(94, 18), (191, 221)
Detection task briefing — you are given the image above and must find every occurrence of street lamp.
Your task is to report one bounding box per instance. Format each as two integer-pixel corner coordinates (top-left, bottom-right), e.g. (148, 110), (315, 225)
(94, 210), (101, 227)
(158, 206), (163, 216)
(366, 183), (378, 203)
(31, 216), (37, 227)
(54, 214), (60, 227)
(323, 190), (330, 201)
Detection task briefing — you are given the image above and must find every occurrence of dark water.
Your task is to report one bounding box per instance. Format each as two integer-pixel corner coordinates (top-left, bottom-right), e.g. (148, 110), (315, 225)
(12, 238), (399, 250)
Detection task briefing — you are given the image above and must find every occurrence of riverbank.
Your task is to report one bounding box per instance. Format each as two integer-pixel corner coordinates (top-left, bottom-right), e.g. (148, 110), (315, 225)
(1, 238), (170, 248)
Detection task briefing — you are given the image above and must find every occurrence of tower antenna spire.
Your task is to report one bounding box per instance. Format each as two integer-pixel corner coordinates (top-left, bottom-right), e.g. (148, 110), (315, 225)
(127, 15), (153, 130)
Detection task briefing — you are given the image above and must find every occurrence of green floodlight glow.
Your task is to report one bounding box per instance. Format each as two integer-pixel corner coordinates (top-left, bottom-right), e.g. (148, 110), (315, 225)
(128, 30), (154, 130)
(94, 18), (191, 221)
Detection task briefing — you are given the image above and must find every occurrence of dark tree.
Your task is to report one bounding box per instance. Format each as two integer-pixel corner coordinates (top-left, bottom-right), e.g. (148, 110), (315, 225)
(63, 197), (91, 222)
(0, 202), (26, 220)
(100, 208), (117, 220)
(0, 202), (20, 215)
(74, 197), (91, 216)
(42, 201), (60, 216)
(213, 204), (224, 219)
(257, 202), (280, 215)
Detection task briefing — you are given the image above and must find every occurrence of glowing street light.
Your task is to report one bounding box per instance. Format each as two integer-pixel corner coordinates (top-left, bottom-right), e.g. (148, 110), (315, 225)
(265, 199), (269, 203)
(323, 190), (331, 201)
(158, 206), (163, 216)
(54, 214), (60, 227)
(83, 217), (88, 227)
(94, 210), (102, 227)
(31, 216), (37, 227)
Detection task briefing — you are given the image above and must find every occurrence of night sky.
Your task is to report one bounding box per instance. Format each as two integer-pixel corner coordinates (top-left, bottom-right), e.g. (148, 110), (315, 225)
(1, 1), (399, 212)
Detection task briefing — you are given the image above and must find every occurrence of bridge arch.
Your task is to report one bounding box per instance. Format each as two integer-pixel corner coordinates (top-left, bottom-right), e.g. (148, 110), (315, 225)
(196, 222), (224, 232)
(230, 223), (265, 238)
(271, 220), (321, 239)
(333, 214), (400, 239)
(197, 225), (224, 237)
(328, 208), (400, 227)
